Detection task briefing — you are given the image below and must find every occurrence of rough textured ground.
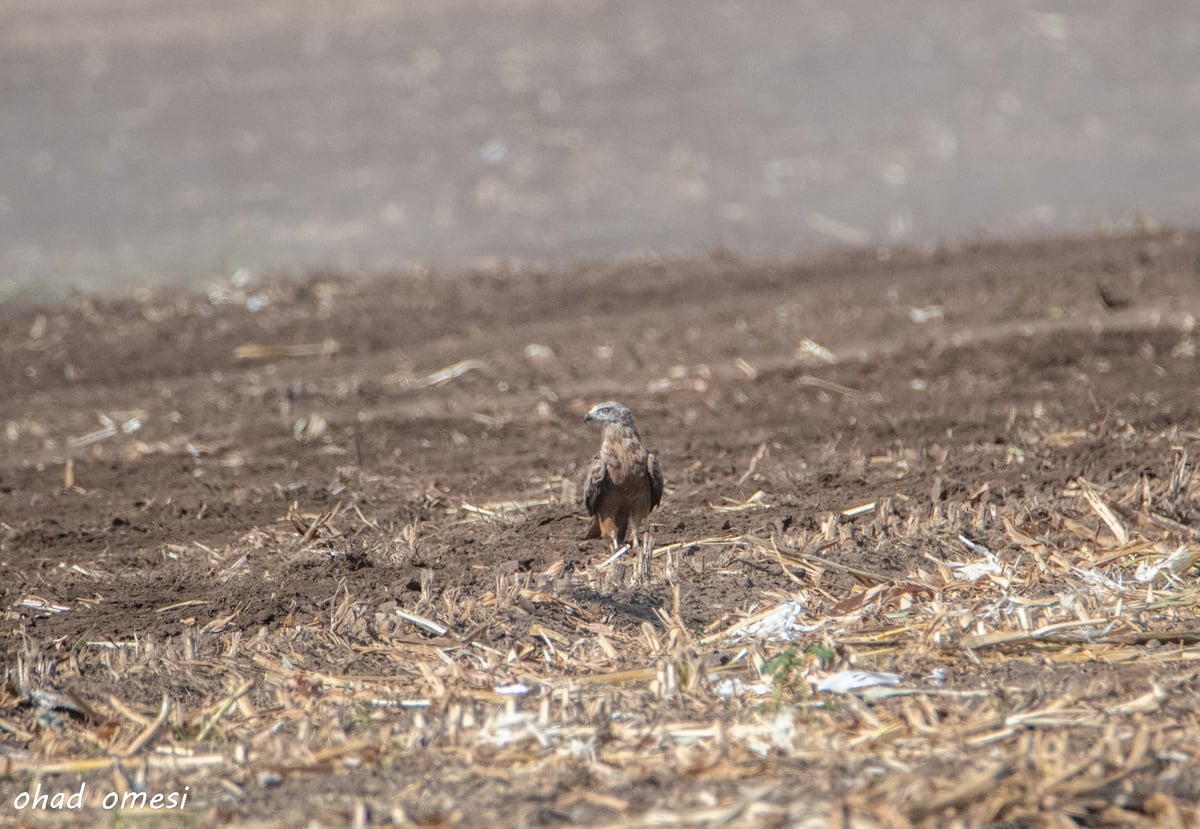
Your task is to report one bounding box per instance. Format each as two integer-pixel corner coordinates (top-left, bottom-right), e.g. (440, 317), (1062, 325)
(3, 230), (1200, 827)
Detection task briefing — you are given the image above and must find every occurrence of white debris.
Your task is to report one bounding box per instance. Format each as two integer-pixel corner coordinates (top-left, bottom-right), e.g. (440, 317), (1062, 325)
(292, 414), (329, 444)
(816, 670), (902, 695)
(949, 553), (1002, 582)
(841, 501), (876, 518)
(394, 609), (447, 637)
(729, 711), (797, 757)
(711, 677), (772, 698)
(597, 543), (632, 568)
(729, 599), (813, 642)
(925, 668), (947, 685)
(16, 596), (72, 614)
(494, 683), (529, 696)
(523, 343), (557, 371)
(1072, 567), (1128, 595)
(957, 534), (990, 556)
(909, 305), (945, 324)
(1135, 545), (1200, 584)
(795, 338), (838, 365)
(422, 359), (491, 387)
(209, 267), (262, 307)
(949, 540), (1001, 582)
(67, 423), (117, 449)
(558, 738), (596, 759)
(478, 711), (555, 748)
(245, 293), (270, 312)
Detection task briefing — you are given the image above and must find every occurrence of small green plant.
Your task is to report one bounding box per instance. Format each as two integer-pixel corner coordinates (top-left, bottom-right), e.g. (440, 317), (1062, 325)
(761, 646), (802, 707)
(761, 643), (836, 710)
(803, 642), (836, 663)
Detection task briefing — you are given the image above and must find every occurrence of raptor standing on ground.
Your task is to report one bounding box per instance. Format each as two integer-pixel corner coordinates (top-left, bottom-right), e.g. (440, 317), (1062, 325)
(583, 401), (664, 549)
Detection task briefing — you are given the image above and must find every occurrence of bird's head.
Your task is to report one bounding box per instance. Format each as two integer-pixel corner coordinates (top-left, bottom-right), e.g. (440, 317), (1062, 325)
(584, 400), (638, 431)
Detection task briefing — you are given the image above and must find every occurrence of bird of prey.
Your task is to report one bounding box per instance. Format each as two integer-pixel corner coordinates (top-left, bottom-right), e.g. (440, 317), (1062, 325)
(583, 401), (663, 549)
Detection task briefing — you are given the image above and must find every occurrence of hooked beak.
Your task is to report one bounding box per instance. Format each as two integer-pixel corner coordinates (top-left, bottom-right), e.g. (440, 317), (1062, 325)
(583, 410), (595, 422)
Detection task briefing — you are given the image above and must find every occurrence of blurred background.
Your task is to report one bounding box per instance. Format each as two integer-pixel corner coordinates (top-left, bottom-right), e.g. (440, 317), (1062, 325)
(2, 0), (1198, 299)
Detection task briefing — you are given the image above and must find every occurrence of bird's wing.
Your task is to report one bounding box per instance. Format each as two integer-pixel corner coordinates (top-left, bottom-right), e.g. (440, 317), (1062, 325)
(584, 454), (609, 516)
(646, 450), (664, 510)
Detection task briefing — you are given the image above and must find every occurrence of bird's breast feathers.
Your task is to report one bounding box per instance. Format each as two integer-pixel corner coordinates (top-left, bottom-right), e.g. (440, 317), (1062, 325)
(601, 435), (649, 482)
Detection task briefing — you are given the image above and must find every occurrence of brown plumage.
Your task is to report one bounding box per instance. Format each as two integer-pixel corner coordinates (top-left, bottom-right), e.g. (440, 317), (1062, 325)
(582, 401), (663, 548)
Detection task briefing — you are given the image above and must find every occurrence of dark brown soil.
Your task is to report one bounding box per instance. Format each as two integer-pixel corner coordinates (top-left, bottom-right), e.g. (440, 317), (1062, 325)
(4, 230), (1200, 826)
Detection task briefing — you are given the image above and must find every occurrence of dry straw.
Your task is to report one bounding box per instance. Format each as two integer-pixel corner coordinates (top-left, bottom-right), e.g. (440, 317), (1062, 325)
(5, 453), (1200, 826)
